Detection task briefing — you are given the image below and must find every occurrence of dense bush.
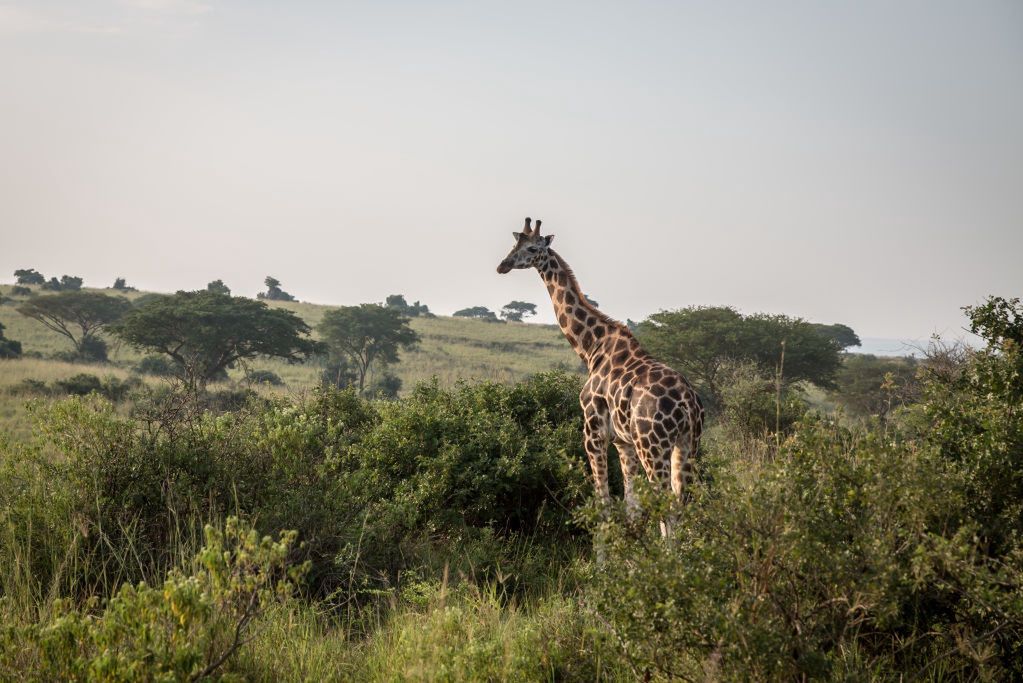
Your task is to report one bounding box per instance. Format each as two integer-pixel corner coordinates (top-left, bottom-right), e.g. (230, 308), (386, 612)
(586, 296), (1023, 680)
(831, 353), (919, 418)
(0, 372), (588, 607)
(134, 353), (178, 377)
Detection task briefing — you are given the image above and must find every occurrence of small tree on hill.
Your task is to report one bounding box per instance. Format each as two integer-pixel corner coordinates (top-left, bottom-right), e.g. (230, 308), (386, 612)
(257, 276), (296, 302)
(17, 291), (131, 361)
(318, 304), (420, 394)
(454, 306), (500, 322)
(206, 280), (231, 296)
(111, 277), (136, 291)
(14, 268), (45, 285)
(501, 301), (537, 322)
(113, 290), (320, 390)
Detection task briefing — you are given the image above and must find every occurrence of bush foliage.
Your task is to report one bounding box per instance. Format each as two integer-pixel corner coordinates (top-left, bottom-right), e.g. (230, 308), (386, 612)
(0, 295), (1020, 680)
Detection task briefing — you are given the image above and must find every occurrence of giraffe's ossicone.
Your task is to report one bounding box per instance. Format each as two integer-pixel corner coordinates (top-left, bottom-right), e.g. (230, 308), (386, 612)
(497, 217), (705, 534)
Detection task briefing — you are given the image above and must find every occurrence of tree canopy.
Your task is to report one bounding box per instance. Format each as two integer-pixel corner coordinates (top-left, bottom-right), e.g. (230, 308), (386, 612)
(318, 304), (420, 394)
(17, 291), (131, 359)
(113, 290), (320, 389)
(501, 301), (537, 322)
(812, 323), (862, 350)
(635, 306), (846, 407)
(206, 280), (231, 296)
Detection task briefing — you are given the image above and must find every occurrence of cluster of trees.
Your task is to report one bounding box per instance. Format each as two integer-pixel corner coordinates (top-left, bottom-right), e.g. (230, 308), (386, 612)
(454, 301), (539, 323)
(9, 278), (422, 396)
(15, 268), (84, 291)
(385, 294), (432, 317)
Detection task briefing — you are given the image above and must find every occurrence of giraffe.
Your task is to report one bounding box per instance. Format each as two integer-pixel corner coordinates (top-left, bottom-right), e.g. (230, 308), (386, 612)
(497, 217), (704, 534)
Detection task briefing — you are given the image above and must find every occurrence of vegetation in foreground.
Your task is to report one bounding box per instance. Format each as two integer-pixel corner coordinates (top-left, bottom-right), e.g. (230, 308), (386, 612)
(1, 296), (1020, 680)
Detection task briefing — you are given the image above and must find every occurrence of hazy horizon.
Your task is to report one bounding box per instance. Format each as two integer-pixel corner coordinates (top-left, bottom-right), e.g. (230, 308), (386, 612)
(2, 1), (1020, 341)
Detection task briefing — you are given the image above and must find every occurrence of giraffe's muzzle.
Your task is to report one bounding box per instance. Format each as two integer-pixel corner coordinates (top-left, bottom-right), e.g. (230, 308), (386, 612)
(496, 260), (513, 274)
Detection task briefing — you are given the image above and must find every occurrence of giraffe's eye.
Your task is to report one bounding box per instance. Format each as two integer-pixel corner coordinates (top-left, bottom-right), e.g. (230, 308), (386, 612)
(527, 247), (538, 253)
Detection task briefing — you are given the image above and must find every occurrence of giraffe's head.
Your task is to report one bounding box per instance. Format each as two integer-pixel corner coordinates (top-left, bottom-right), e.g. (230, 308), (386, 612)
(496, 217), (554, 274)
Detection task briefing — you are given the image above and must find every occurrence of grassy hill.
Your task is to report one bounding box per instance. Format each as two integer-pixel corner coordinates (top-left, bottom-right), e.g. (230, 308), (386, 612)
(0, 284), (581, 440)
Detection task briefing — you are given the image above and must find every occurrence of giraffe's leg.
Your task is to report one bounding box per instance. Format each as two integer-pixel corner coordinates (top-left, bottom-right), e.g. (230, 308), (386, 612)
(582, 407), (611, 505)
(615, 440), (642, 518)
(634, 439), (676, 538)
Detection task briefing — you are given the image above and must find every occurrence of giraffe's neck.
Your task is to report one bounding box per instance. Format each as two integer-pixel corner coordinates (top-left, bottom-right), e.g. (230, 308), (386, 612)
(537, 250), (615, 366)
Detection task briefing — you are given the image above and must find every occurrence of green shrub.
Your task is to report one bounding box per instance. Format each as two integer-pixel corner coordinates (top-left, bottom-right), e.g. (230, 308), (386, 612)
(716, 359), (807, 438)
(0, 516), (306, 681)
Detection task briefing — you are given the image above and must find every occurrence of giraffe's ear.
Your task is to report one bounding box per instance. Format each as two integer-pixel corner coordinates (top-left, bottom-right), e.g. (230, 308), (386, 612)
(543, 235), (554, 246)
(512, 231), (524, 241)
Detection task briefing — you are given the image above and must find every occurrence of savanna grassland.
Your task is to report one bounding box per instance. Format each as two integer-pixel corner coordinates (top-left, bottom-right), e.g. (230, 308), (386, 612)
(1, 281), (1021, 681)
(0, 284), (580, 439)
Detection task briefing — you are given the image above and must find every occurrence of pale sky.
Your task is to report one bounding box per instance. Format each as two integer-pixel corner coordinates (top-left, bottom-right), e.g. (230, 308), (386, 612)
(2, 1), (1020, 340)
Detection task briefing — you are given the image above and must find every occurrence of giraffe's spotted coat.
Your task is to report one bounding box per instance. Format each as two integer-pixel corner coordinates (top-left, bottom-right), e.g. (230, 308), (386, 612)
(497, 218), (705, 519)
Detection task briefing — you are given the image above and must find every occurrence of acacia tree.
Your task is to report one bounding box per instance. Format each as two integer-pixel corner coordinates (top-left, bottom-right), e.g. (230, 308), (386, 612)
(635, 306), (846, 407)
(318, 304), (420, 394)
(453, 306), (499, 322)
(113, 290), (320, 390)
(501, 301), (537, 322)
(17, 291), (131, 359)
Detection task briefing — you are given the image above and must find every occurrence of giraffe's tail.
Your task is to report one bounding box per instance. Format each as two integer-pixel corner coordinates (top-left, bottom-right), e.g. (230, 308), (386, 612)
(670, 435), (697, 502)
